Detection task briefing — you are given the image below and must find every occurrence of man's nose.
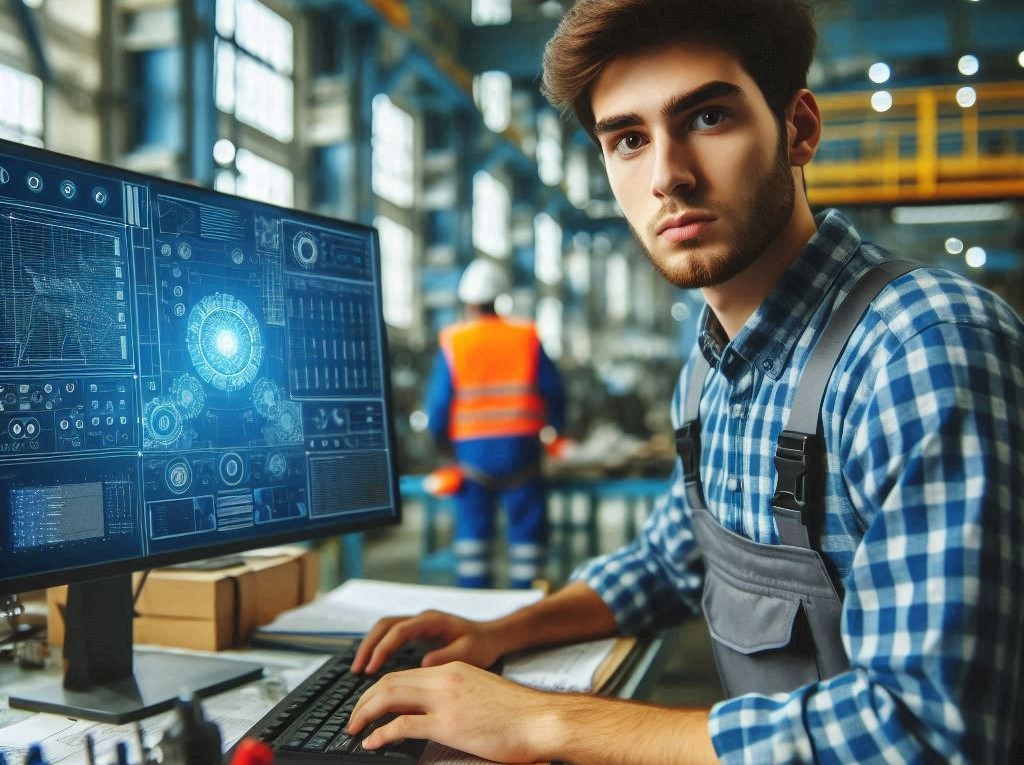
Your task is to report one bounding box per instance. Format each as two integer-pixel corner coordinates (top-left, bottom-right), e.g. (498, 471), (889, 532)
(650, 138), (697, 199)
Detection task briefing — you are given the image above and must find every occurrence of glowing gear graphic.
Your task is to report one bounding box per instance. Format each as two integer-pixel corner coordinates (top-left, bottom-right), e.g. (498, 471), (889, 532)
(266, 451), (288, 481)
(271, 401), (303, 443)
(170, 374), (206, 419)
(186, 293), (264, 392)
(252, 378), (283, 418)
(144, 398), (183, 447)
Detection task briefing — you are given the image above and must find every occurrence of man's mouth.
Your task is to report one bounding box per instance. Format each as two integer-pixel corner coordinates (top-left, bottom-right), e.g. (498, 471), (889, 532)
(655, 213), (715, 244)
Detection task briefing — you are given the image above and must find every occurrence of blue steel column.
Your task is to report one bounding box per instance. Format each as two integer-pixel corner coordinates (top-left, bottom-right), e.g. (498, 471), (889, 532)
(353, 20), (381, 225)
(6, 0), (52, 82)
(179, 0), (217, 186)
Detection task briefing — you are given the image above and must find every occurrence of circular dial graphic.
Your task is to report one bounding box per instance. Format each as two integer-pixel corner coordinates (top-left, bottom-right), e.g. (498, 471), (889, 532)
(292, 231), (318, 269)
(186, 293), (264, 392)
(219, 452), (245, 486)
(165, 458), (193, 494)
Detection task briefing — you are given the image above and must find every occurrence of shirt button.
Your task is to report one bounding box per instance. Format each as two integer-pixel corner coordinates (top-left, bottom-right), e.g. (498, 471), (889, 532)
(730, 404), (744, 418)
(761, 359), (774, 372)
(727, 478), (742, 492)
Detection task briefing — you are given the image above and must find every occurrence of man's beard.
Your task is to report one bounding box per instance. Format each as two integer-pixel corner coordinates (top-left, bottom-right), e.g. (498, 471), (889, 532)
(631, 134), (796, 290)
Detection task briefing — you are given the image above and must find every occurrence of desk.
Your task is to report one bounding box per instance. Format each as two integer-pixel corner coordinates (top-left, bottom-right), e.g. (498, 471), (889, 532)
(0, 636), (668, 765)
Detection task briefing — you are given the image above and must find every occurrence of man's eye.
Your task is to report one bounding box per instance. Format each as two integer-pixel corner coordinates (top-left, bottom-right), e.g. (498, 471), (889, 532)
(612, 133), (646, 156)
(692, 110), (727, 130)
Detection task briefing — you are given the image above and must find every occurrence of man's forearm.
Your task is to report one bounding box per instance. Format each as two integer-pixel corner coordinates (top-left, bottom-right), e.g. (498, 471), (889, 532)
(487, 580), (620, 655)
(540, 694), (718, 765)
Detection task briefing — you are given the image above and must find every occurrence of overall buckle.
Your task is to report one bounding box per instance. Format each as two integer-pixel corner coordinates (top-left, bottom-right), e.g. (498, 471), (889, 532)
(772, 430), (823, 514)
(674, 420), (701, 481)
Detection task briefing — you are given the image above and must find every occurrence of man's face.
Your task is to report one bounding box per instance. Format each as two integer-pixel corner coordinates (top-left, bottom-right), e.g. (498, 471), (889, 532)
(591, 42), (796, 289)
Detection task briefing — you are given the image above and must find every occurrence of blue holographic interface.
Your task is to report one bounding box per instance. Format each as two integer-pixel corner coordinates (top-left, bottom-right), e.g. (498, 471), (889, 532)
(0, 140), (397, 588)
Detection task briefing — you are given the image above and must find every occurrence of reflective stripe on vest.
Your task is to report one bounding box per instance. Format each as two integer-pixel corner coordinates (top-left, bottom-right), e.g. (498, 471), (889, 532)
(440, 318), (546, 441)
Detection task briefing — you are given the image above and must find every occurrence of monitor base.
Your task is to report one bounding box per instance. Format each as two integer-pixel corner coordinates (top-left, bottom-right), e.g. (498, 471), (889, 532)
(8, 650), (262, 724)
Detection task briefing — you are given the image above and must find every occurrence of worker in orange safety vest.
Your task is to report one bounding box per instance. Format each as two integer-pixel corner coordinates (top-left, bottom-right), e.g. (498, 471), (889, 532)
(425, 258), (567, 588)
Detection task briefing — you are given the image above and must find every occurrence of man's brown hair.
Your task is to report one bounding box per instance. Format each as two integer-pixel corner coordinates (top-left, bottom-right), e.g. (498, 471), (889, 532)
(541, 0), (817, 141)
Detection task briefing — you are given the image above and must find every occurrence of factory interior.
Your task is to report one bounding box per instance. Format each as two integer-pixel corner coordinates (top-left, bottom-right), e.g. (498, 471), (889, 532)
(1, 0), (1022, 712)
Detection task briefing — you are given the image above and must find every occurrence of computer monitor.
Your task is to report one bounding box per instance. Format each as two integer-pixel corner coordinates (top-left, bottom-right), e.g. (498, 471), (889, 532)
(0, 138), (401, 722)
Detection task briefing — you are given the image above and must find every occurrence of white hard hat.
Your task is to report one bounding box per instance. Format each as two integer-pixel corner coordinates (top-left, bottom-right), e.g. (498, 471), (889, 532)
(457, 258), (508, 304)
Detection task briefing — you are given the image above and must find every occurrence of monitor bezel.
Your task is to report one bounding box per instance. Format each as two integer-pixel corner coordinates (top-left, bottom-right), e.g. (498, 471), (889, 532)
(0, 137), (404, 596)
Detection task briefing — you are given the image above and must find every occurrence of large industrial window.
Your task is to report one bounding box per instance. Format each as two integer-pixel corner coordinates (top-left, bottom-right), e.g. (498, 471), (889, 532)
(605, 254), (631, 322)
(371, 94), (415, 208)
(474, 71), (511, 133)
(537, 111), (563, 186)
(536, 297), (563, 359)
(374, 216), (416, 329)
(472, 0), (511, 25)
(0, 63), (43, 146)
(534, 213), (562, 285)
(472, 171), (510, 258)
(215, 0), (294, 143)
(215, 147), (295, 207)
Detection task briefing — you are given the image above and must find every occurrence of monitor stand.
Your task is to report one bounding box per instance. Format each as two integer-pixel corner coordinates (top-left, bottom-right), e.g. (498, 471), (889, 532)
(8, 574), (263, 724)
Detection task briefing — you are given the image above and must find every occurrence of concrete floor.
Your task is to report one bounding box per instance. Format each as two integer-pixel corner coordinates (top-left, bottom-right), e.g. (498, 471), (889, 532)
(340, 497), (725, 709)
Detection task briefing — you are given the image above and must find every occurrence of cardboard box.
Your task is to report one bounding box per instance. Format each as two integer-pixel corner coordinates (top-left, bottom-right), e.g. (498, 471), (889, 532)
(48, 546), (319, 651)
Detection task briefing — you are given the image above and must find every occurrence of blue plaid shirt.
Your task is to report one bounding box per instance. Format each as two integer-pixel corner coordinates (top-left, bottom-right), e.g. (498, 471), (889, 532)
(575, 210), (1024, 763)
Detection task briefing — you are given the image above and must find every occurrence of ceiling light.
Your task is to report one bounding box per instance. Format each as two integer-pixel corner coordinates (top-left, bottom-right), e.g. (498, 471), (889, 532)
(213, 138), (236, 166)
(868, 62), (891, 84)
(945, 237), (964, 255)
(958, 55), (979, 76)
(1018, 51), (1024, 68)
(891, 202), (1014, 224)
(965, 247), (987, 268)
(871, 91), (893, 112)
(956, 86), (977, 108)
(670, 302), (692, 321)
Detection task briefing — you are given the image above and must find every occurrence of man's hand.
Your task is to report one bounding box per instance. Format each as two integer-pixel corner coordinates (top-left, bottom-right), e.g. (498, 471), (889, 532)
(347, 662), (553, 763)
(351, 610), (507, 675)
(347, 662), (720, 765)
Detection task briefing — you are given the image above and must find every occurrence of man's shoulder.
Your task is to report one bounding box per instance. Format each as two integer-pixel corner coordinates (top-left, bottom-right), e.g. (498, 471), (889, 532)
(859, 248), (1023, 344)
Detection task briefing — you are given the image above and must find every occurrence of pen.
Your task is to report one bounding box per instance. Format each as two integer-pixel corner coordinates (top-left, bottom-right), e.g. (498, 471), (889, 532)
(134, 723), (149, 765)
(83, 734), (96, 765)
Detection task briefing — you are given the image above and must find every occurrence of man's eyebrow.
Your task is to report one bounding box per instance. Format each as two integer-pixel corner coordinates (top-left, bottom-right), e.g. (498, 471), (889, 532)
(593, 80), (742, 138)
(662, 81), (740, 120)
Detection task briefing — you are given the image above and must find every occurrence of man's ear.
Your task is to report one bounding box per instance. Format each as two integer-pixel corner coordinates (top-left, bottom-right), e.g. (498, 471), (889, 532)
(786, 89), (822, 167)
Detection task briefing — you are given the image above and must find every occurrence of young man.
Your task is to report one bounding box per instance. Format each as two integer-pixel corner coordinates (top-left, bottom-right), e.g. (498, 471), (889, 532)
(347, 1), (1024, 762)
(424, 257), (566, 588)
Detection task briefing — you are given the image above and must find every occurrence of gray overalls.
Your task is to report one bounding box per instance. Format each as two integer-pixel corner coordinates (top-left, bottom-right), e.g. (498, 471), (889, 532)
(675, 261), (917, 697)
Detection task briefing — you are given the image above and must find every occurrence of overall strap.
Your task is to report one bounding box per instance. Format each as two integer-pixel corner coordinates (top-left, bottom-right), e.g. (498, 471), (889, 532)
(675, 352), (711, 511)
(772, 260), (920, 549)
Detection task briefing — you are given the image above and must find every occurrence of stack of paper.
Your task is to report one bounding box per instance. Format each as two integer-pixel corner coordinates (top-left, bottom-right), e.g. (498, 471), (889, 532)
(251, 578), (545, 646)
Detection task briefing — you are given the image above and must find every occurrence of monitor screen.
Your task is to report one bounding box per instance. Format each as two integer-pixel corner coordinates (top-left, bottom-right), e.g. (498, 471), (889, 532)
(0, 138), (401, 596)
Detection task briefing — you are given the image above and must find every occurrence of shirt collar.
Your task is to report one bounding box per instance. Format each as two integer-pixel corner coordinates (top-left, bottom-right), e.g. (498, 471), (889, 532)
(697, 209), (863, 379)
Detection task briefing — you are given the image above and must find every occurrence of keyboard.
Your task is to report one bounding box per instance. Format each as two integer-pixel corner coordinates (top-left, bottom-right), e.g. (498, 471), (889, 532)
(234, 643), (430, 765)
